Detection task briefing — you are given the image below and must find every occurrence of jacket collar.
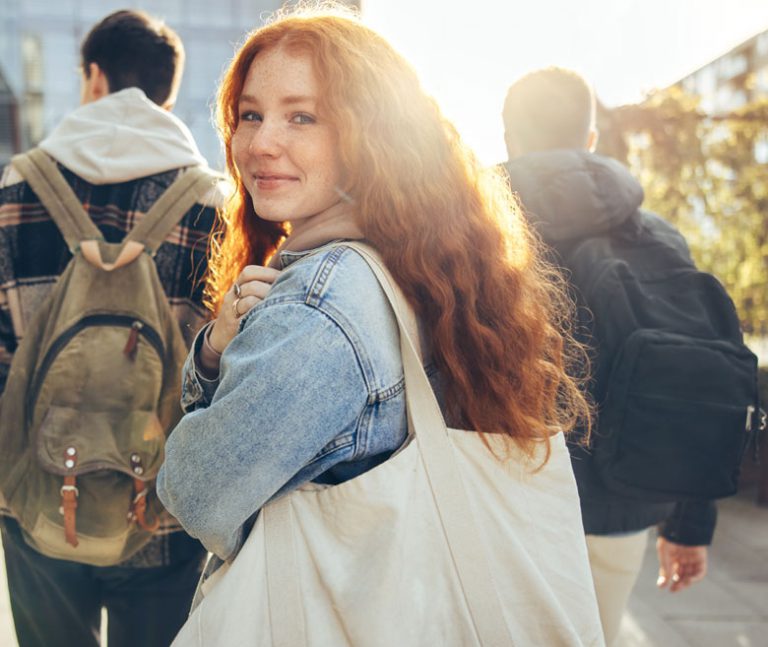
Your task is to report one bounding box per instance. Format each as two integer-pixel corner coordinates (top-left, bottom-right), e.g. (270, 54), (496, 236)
(275, 239), (352, 269)
(504, 150), (643, 243)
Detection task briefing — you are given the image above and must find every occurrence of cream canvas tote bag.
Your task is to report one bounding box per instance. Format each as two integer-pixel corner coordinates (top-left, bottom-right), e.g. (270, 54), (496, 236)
(172, 243), (604, 647)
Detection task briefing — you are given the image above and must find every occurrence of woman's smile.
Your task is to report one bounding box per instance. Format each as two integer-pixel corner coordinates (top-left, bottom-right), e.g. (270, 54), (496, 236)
(252, 172), (299, 191)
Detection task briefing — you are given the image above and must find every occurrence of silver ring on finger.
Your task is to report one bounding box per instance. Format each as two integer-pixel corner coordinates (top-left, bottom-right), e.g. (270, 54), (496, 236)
(233, 282), (242, 298)
(232, 296), (242, 318)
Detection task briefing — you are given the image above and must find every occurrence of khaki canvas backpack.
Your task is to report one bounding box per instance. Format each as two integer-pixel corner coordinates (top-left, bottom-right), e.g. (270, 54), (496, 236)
(0, 149), (216, 565)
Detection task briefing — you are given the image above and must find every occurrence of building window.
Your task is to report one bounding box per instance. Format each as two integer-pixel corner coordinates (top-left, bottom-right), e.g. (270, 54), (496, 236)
(719, 53), (748, 80)
(21, 33), (44, 145)
(22, 33), (43, 92)
(185, 0), (234, 27)
(755, 135), (768, 164)
(138, 0), (183, 23)
(22, 0), (75, 18)
(756, 66), (768, 95)
(0, 71), (19, 163)
(714, 85), (747, 113)
(696, 66), (717, 97)
(757, 32), (768, 57)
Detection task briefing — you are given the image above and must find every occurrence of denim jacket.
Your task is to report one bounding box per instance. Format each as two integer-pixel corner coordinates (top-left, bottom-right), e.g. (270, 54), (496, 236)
(156, 243), (428, 560)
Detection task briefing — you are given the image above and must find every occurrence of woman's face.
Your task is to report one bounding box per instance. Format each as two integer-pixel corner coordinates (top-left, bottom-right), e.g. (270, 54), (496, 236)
(231, 46), (343, 225)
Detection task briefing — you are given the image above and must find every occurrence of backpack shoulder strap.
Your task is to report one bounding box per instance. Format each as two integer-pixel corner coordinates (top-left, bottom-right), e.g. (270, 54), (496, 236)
(123, 166), (219, 255)
(11, 149), (104, 252)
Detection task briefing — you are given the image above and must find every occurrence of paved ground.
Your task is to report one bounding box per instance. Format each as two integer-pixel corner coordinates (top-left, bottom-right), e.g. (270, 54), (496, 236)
(0, 488), (765, 646)
(615, 486), (768, 647)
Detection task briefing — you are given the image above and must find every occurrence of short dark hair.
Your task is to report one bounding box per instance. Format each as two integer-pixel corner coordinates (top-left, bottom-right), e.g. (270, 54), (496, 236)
(502, 67), (595, 156)
(80, 10), (184, 107)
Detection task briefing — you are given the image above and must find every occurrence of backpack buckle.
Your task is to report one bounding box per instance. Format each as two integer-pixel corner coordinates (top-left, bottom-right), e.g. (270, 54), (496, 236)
(60, 484), (79, 497)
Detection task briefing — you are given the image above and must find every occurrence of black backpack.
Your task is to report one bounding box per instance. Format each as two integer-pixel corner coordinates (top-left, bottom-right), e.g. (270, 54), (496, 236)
(558, 210), (763, 502)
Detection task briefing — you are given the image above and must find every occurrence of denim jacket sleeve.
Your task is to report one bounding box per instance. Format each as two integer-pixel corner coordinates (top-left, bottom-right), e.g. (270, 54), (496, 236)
(156, 298), (370, 560)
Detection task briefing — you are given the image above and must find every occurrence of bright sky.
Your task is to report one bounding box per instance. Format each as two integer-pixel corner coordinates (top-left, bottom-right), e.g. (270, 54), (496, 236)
(364, 0), (768, 165)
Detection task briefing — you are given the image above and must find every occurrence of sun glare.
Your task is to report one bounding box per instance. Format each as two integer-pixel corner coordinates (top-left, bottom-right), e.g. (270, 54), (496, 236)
(364, 0), (768, 165)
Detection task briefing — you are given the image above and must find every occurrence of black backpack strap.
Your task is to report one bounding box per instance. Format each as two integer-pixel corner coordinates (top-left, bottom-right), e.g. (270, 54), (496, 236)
(11, 149), (104, 252)
(123, 166), (218, 255)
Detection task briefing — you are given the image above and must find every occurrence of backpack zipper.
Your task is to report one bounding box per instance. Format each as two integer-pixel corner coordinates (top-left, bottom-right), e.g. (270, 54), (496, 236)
(28, 314), (165, 419)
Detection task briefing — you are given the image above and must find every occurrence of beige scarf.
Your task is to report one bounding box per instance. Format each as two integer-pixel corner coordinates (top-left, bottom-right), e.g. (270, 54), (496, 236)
(268, 199), (364, 268)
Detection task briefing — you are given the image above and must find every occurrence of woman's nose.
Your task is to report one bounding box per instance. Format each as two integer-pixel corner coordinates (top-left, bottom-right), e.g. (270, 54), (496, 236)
(248, 120), (281, 157)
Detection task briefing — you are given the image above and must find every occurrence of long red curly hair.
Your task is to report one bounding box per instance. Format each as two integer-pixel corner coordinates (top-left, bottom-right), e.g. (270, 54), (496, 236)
(207, 4), (590, 460)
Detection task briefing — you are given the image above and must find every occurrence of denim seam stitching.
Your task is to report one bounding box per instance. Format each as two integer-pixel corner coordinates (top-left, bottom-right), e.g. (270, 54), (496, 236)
(305, 244), (347, 307)
(304, 433), (356, 466)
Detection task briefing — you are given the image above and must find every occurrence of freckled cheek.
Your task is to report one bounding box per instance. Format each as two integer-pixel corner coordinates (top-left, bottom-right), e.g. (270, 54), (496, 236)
(231, 132), (249, 176)
(316, 152), (343, 189)
(311, 167), (339, 194)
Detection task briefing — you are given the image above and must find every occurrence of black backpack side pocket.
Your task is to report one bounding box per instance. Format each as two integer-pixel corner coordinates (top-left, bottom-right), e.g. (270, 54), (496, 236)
(593, 329), (758, 502)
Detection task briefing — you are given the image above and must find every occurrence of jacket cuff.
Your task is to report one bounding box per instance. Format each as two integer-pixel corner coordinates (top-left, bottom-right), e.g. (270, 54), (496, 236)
(198, 323), (222, 378)
(658, 500), (717, 546)
(180, 323), (220, 412)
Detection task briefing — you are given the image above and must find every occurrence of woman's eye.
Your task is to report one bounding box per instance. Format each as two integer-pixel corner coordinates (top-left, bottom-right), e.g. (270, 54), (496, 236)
(240, 111), (262, 122)
(290, 113), (315, 125)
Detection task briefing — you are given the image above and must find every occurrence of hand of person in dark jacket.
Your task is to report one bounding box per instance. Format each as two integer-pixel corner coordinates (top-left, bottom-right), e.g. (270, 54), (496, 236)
(656, 536), (707, 593)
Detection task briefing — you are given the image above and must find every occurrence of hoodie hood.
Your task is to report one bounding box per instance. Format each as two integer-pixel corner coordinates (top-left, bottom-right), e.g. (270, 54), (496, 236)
(504, 150), (644, 243)
(39, 88), (208, 185)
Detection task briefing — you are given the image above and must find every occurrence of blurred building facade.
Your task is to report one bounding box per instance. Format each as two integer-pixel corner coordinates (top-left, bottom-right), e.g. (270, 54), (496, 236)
(676, 27), (768, 114)
(0, 0), (300, 168)
(673, 28), (768, 166)
(0, 65), (19, 165)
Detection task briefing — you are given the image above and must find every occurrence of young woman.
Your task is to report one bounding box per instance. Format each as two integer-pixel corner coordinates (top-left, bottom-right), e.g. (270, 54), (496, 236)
(157, 5), (600, 645)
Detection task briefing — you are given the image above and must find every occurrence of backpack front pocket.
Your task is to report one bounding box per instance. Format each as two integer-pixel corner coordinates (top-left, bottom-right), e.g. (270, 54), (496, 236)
(595, 329), (757, 501)
(35, 406), (165, 478)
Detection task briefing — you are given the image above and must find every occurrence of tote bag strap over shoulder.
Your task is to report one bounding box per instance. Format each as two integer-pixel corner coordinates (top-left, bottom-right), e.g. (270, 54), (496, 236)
(263, 242), (514, 647)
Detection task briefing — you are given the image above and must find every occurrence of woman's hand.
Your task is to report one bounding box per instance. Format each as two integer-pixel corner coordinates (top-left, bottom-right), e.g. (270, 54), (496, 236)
(208, 265), (281, 353)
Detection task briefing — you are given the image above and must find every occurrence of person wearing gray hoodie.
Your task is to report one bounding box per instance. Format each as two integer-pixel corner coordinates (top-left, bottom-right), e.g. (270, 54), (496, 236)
(0, 11), (222, 647)
(502, 67), (716, 645)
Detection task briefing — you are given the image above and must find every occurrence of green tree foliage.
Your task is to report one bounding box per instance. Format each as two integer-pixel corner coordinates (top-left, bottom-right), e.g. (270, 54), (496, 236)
(596, 88), (768, 337)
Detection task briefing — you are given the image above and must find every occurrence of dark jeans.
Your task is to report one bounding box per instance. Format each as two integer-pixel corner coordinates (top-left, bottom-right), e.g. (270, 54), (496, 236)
(1, 518), (206, 647)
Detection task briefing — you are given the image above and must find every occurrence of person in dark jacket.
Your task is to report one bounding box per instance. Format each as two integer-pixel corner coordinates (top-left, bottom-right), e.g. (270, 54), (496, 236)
(0, 10), (223, 647)
(502, 67), (714, 645)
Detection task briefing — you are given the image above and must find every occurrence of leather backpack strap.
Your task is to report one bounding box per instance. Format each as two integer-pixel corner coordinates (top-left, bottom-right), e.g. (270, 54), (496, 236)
(123, 166), (218, 255)
(11, 149), (104, 252)
(130, 479), (160, 532)
(60, 475), (79, 548)
(57, 449), (80, 548)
